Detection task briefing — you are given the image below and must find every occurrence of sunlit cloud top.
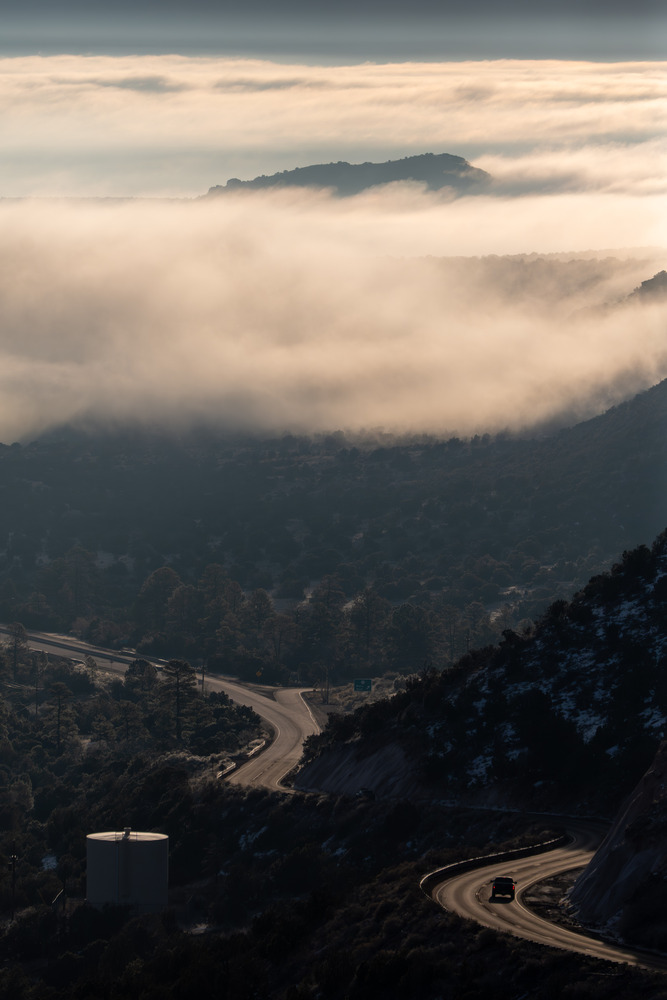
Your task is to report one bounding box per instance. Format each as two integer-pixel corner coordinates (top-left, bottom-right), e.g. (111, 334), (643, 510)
(0, 196), (665, 443)
(0, 49), (665, 443)
(0, 56), (664, 197)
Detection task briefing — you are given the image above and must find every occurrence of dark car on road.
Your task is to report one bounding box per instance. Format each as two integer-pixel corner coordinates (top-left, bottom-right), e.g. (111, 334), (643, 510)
(491, 876), (516, 900)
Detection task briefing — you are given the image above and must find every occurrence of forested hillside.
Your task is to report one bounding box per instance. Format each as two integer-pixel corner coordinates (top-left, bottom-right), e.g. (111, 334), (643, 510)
(301, 531), (667, 813)
(0, 377), (664, 683)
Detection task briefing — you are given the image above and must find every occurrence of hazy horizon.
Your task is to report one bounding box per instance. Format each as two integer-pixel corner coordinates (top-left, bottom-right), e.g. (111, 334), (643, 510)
(3, 2), (666, 62)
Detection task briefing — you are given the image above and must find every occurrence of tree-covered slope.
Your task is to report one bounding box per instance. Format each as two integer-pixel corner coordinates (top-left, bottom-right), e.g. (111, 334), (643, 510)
(0, 376), (665, 671)
(300, 531), (667, 814)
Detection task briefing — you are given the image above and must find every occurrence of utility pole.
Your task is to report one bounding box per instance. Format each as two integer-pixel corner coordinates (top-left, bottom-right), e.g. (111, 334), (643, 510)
(9, 844), (17, 920)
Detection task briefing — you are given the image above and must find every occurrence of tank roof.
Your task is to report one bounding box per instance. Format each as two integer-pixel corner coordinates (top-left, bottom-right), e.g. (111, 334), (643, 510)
(87, 831), (168, 842)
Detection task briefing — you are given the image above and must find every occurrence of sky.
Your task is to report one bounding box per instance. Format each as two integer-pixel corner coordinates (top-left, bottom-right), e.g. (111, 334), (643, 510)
(0, 4), (665, 441)
(3, 2), (666, 62)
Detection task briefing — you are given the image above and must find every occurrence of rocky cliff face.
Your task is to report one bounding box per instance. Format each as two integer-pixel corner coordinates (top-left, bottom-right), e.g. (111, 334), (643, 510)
(570, 739), (667, 947)
(295, 740), (419, 799)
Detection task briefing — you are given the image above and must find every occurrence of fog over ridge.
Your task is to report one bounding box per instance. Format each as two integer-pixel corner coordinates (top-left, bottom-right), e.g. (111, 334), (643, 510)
(1, 56), (664, 197)
(1, 196), (665, 443)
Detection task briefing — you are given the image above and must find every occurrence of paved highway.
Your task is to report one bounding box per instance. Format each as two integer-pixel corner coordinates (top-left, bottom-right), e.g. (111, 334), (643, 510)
(429, 819), (667, 973)
(203, 677), (320, 790)
(0, 626), (320, 792)
(9, 626), (665, 967)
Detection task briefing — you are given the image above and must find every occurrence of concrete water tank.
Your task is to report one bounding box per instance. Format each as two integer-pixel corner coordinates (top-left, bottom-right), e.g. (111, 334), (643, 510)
(86, 828), (169, 912)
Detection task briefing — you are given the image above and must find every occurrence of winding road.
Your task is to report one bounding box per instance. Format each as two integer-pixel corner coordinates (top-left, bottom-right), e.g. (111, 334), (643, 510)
(0, 626), (320, 792)
(204, 677), (320, 789)
(428, 818), (667, 973)
(8, 626), (667, 967)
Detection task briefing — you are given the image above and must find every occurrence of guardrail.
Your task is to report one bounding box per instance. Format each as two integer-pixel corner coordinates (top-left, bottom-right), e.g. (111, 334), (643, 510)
(420, 832), (571, 898)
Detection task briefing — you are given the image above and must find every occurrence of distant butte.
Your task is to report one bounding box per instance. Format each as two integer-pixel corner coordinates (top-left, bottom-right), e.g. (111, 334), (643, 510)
(204, 152), (491, 198)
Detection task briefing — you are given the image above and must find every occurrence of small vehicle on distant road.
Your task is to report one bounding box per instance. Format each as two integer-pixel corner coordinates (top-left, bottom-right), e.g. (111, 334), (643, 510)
(491, 876), (516, 900)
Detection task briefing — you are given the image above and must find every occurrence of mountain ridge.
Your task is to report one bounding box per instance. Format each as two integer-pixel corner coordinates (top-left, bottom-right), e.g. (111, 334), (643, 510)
(205, 151), (491, 197)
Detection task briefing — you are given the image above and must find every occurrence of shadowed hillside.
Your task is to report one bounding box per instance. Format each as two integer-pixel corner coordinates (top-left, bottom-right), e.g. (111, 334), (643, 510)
(299, 531), (667, 813)
(206, 152), (490, 197)
(0, 377), (666, 676)
(571, 739), (667, 950)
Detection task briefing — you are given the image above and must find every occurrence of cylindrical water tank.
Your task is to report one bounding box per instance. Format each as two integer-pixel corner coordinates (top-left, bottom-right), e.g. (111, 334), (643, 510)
(86, 828), (169, 912)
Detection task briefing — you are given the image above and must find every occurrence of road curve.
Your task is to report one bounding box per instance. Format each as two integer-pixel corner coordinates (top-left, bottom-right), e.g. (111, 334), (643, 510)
(429, 819), (667, 973)
(204, 676), (320, 790)
(8, 628), (667, 966)
(2, 626), (319, 792)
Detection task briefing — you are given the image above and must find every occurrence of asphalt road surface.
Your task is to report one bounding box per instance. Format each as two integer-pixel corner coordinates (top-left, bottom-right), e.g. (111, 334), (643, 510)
(204, 676), (320, 790)
(430, 819), (667, 973)
(0, 626), (320, 792)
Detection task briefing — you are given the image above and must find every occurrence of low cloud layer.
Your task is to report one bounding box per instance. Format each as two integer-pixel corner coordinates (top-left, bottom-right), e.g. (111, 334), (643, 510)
(1, 55), (665, 441)
(0, 197), (665, 443)
(0, 56), (664, 196)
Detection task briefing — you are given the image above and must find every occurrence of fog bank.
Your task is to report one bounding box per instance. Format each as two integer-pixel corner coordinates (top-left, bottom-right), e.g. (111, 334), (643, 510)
(0, 197), (665, 443)
(1, 56), (664, 196)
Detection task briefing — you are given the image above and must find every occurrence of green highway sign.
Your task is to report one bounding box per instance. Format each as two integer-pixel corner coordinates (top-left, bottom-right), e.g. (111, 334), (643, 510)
(353, 678), (372, 692)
